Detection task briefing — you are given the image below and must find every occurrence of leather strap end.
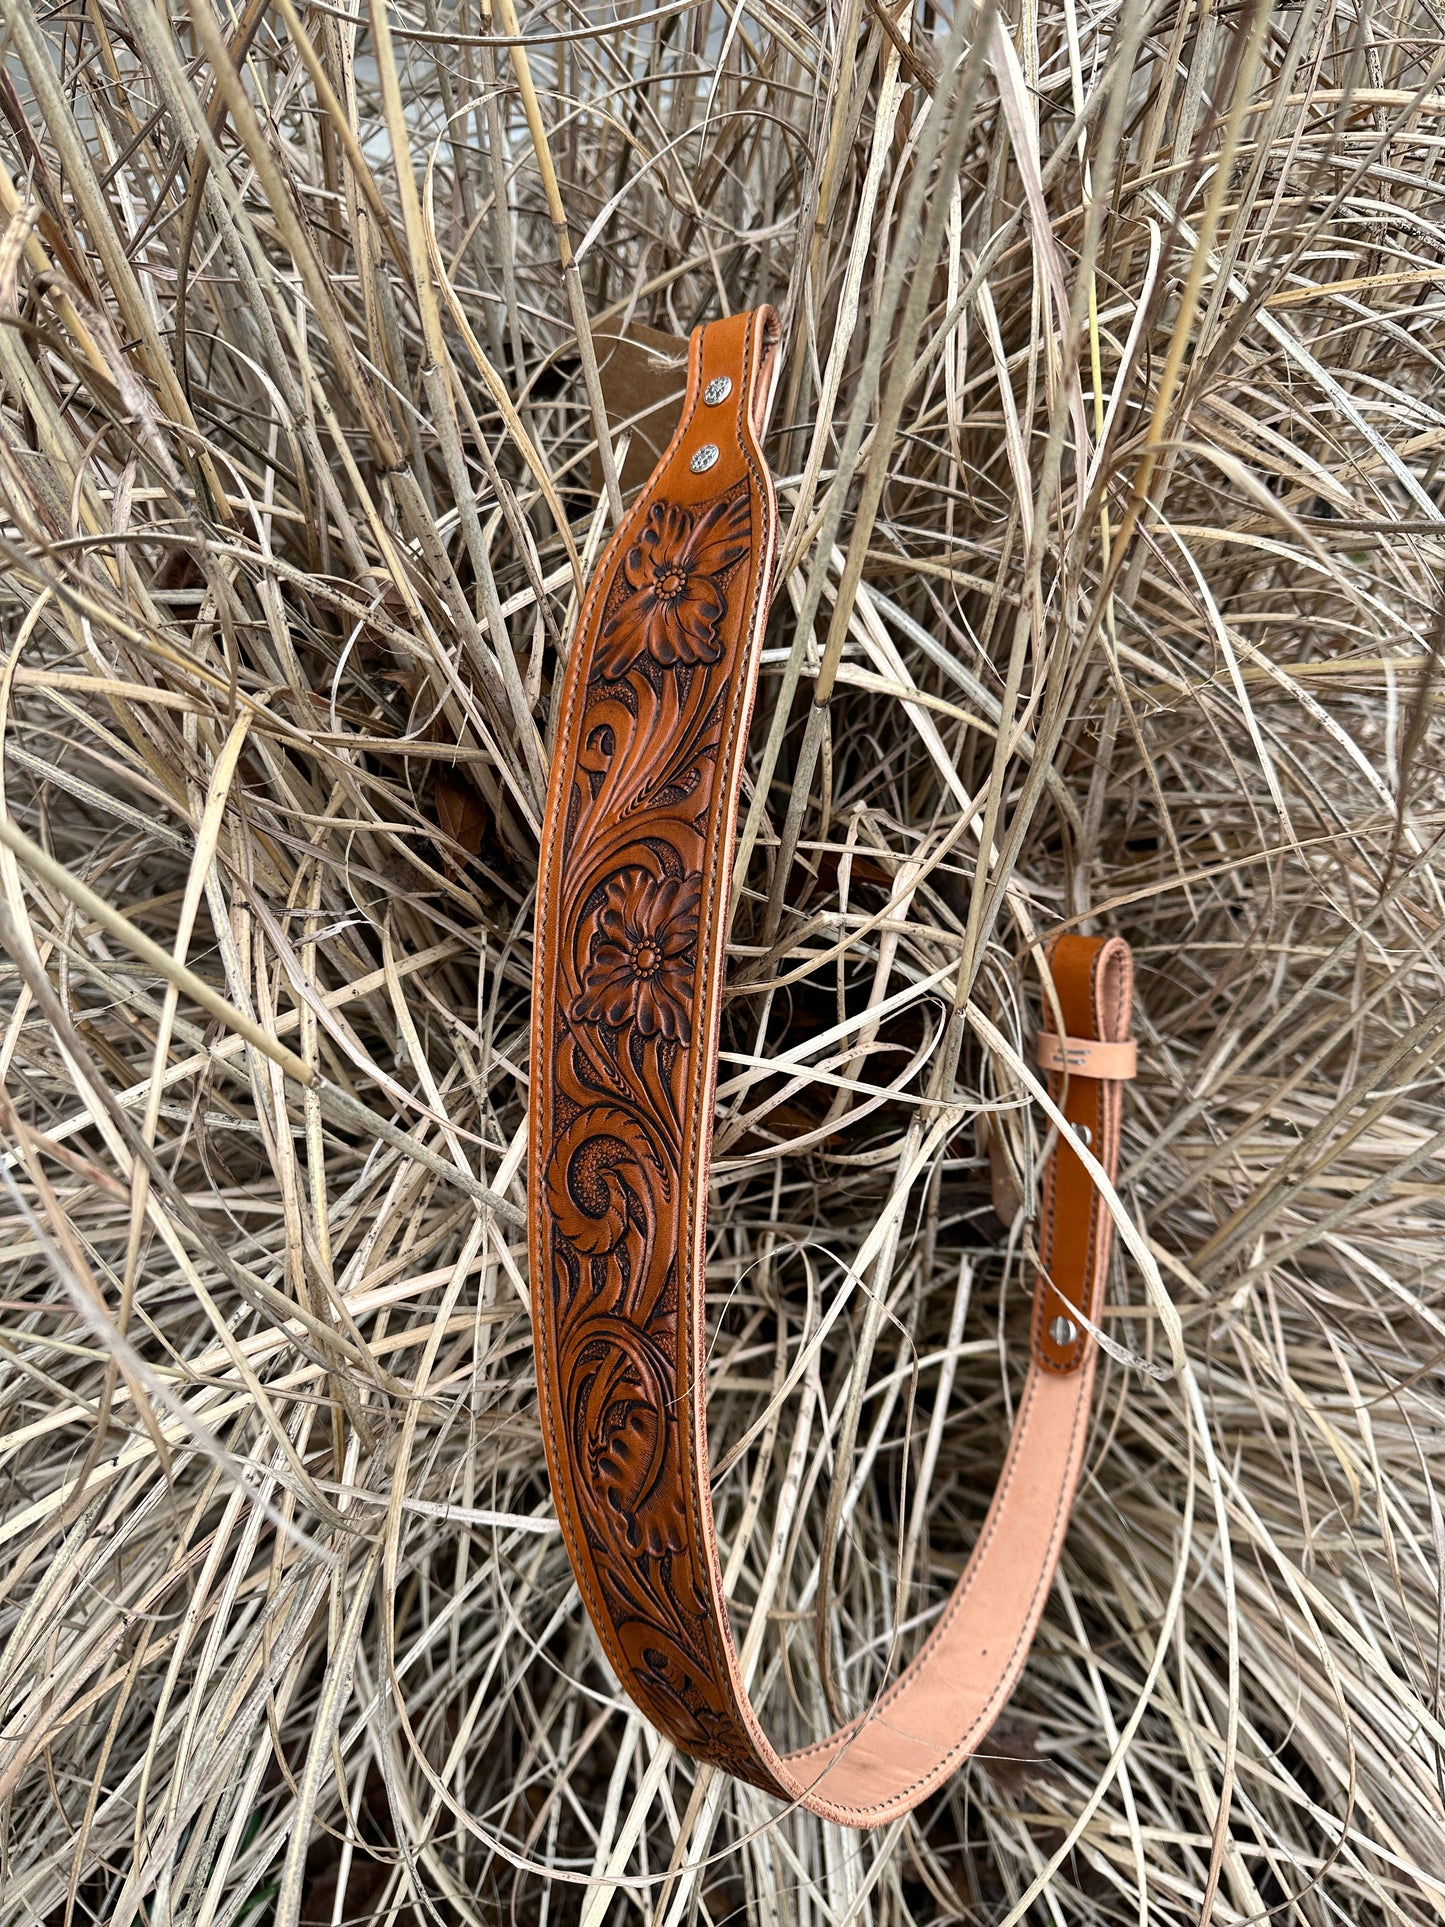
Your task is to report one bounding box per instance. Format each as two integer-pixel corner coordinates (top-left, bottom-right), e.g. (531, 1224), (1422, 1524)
(1031, 936), (1135, 1375)
(591, 323), (690, 495)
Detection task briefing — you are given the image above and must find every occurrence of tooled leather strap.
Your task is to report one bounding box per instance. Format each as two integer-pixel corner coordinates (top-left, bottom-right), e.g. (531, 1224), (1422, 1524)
(529, 306), (1136, 1826)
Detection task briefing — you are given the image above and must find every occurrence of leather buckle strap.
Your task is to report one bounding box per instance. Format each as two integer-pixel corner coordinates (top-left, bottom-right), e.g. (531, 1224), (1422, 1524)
(529, 307), (1136, 1826)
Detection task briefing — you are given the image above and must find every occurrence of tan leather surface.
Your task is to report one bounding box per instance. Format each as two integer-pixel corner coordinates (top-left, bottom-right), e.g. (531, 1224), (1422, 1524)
(529, 307), (1136, 1825)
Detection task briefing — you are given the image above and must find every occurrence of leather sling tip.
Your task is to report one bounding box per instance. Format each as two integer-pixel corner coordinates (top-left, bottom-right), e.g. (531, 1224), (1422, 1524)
(530, 307), (1139, 1825)
(1031, 935), (1136, 1377)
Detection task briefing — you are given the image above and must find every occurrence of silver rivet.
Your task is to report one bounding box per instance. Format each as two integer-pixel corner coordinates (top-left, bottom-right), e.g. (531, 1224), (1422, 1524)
(704, 375), (732, 405)
(1049, 1316), (1078, 1348)
(689, 443), (719, 473)
(1071, 1121), (1093, 1146)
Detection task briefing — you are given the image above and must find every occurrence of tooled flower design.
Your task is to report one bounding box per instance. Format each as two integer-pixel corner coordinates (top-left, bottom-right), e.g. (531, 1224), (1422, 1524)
(575, 873), (701, 1042)
(596, 494), (750, 679)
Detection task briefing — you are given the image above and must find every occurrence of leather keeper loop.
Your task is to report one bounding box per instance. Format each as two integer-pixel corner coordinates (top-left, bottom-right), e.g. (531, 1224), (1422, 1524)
(1036, 1031), (1138, 1081)
(528, 308), (1136, 1826)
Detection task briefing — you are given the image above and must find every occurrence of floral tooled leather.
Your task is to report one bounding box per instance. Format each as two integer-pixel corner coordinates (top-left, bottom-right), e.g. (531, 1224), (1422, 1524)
(528, 307), (1137, 1827)
(597, 495), (753, 677)
(574, 872), (701, 1041)
(530, 309), (784, 1789)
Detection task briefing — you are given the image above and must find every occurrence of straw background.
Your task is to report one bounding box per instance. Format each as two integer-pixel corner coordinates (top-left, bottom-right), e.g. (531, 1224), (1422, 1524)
(1, 0), (1443, 1918)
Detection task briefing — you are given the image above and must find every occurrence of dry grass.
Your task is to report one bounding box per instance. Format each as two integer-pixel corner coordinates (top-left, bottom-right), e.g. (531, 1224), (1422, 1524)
(1, 0), (1443, 1918)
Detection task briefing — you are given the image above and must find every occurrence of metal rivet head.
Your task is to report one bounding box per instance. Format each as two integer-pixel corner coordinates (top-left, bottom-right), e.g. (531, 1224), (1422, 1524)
(1049, 1315), (1078, 1349)
(1071, 1121), (1093, 1146)
(689, 443), (719, 473)
(703, 375), (732, 405)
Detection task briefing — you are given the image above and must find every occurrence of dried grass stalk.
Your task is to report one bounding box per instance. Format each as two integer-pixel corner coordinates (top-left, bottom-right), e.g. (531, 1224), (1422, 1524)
(1, 0), (1443, 1919)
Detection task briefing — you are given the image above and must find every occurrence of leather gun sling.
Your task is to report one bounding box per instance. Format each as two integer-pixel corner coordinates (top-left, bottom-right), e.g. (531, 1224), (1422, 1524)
(528, 306), (1136, 1826)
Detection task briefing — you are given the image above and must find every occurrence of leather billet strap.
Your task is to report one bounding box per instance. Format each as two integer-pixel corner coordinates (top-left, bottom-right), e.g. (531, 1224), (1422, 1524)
(528, 306), (1136, 1826)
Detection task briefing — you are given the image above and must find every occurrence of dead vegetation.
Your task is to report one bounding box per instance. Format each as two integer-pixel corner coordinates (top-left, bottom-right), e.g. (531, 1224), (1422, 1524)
(1, 0), (1444, 1919)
